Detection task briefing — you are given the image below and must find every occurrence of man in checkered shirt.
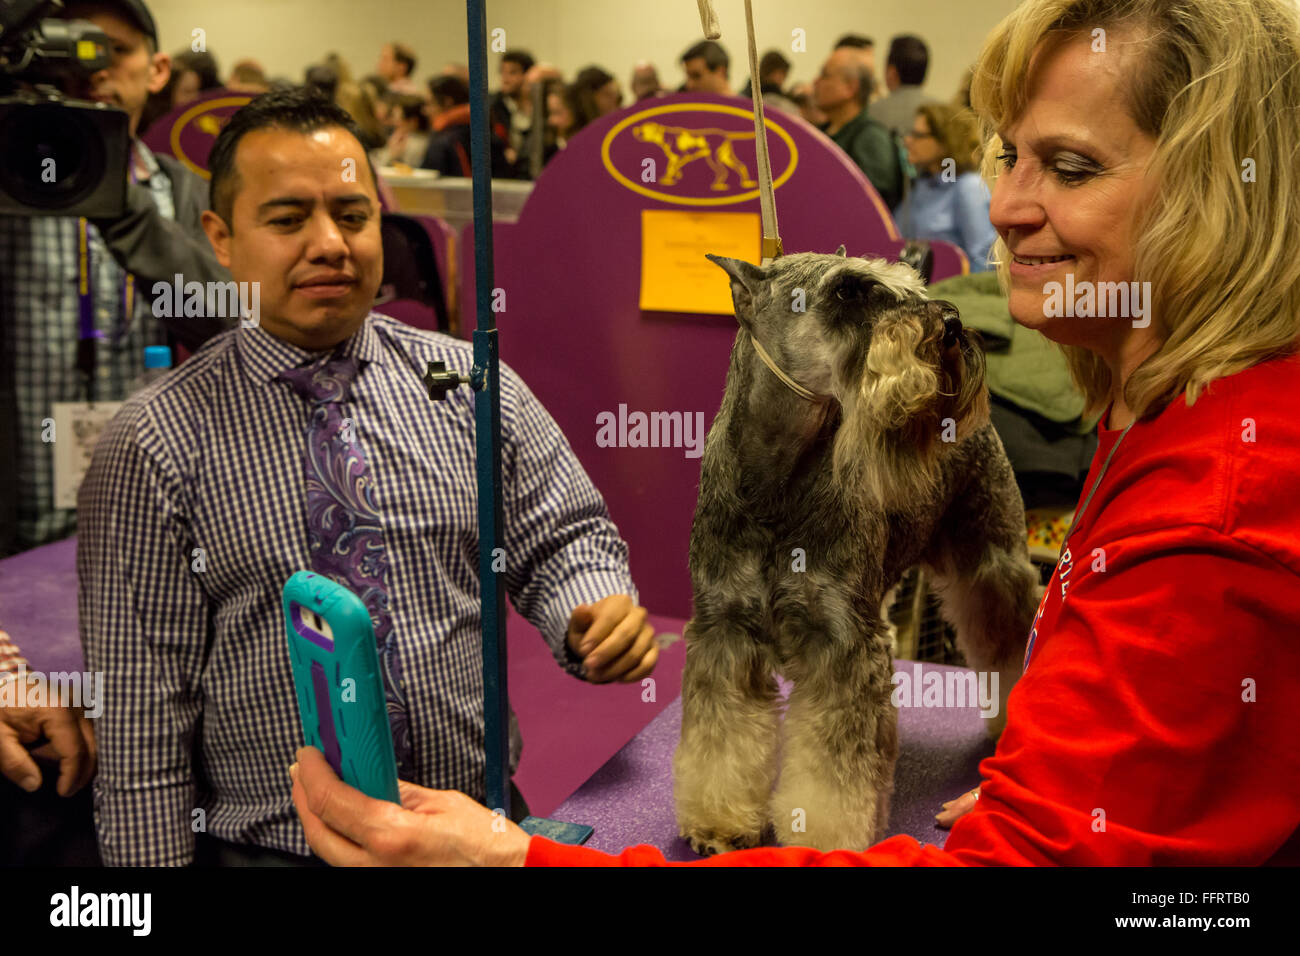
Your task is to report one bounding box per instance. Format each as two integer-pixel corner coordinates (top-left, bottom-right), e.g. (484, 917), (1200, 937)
(74, 87), (661, 866)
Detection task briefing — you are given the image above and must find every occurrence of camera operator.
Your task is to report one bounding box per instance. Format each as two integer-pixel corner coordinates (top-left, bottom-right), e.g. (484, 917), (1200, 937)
(0, 0), (235, 559)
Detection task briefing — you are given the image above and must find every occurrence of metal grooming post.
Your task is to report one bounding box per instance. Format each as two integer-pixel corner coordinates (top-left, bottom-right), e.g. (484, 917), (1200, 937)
(465, 0), (510, 821)
(417, 1), (594, 845)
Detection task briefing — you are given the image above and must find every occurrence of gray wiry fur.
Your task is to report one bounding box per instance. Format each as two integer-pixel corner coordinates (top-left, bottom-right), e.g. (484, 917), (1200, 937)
(673, 249), (1039, 856)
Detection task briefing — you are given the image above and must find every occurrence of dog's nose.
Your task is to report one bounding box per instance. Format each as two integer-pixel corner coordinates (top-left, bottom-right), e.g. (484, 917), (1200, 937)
(943, 314), (963, 339)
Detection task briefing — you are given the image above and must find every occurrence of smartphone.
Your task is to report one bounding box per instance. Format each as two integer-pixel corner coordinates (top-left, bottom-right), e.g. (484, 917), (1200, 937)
(282, 571), (401, 804)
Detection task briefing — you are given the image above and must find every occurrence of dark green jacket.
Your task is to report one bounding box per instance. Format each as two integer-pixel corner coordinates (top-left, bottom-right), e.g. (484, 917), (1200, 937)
(822, 109), (902, 208)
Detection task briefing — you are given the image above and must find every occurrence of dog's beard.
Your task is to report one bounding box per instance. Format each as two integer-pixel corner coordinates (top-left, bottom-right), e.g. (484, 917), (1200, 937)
(831, 315), (985, 510)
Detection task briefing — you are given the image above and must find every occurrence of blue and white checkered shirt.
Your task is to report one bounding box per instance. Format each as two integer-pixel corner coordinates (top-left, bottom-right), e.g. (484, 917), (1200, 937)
(77, 311), (637, 865)
(0, 141), (175, 552)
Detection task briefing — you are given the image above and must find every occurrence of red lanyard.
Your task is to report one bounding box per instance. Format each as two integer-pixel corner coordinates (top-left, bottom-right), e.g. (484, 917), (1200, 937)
(1022, 420), (1135, 672)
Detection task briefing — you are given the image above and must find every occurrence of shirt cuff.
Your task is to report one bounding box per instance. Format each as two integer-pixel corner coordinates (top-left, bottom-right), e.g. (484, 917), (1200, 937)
(94, 778), (199, 866)
(540, 569), (639, 680)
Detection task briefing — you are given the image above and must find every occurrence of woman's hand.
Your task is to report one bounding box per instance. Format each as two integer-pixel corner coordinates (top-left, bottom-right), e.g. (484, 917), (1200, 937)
(291, 746), (532, 866)
(935, 786), (979, 829)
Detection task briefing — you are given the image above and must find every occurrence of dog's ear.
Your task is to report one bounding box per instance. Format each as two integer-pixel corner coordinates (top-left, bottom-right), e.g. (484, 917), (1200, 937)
(705, 254), (767, 326)
(835, 244), (847, 257)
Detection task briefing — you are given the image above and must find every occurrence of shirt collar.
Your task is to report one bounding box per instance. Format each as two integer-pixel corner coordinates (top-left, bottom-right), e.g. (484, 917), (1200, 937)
(131, 139), (163, 184)
(237, 312), (388, 387)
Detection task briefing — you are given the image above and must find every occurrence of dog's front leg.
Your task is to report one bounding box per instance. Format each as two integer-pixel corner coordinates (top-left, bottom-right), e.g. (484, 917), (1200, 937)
(673, 621), (780, 856)
(768, 633), (899, 852)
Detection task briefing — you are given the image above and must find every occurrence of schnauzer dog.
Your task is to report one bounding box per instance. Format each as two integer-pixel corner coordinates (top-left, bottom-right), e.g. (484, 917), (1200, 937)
(673, 248), (1039, 856)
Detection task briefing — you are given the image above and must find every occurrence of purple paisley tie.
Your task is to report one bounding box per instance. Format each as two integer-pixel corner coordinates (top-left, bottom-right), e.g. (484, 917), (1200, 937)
(279, 353), (415, 779)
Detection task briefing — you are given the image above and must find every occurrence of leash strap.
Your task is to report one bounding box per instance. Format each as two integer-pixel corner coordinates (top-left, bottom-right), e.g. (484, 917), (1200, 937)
(749, 333), (827, 403)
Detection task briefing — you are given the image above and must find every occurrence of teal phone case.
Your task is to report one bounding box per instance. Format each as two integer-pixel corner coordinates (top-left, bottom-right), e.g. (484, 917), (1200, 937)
(282, 571), (401, 804)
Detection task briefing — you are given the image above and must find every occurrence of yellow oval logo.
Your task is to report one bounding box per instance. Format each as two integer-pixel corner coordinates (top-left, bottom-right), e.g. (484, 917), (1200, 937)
(168, 95), (254, 180)
(601, 102), (798, 206)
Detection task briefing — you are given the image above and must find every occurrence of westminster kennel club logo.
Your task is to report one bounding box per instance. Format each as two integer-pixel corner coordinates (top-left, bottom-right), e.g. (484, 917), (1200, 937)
(602, 102), (798, 205)
(632, 122), (759, 190)
(142, 94), (254, 180)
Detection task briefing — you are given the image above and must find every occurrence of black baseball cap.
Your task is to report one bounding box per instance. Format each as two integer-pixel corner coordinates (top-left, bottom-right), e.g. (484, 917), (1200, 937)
(63, 0), (159, 48)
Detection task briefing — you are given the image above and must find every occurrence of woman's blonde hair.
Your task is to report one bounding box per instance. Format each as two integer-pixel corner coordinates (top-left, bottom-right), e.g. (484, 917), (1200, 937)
(971, 0), (1300, 420)
(916, 102), (984, 174)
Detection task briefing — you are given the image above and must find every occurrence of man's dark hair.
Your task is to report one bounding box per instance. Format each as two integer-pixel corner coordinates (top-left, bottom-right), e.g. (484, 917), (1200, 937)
(172, 50), (221, 91)
(681, 39), (728, 73)
(207, 86), (379, 225)
(574, 65), (614, 92)
(501, 49), (535, 72)
(392, 93), (430, 131)
(887, 34), (929, 85)
(834, 33), (875, 50)
(850, 61), (874, 106)
(391, 42), (417, 78)
(303, 64), (338, 101)
(758, 50), (790, 84)
(429, 75), (470, 107)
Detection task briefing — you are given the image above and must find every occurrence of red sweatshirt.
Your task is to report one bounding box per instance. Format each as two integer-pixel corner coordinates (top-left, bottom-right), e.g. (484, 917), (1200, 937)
(527, 352), (1300, 866)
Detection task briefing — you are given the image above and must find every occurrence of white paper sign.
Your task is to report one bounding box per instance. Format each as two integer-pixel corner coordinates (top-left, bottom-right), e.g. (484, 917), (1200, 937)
(51, 402), (123, 509)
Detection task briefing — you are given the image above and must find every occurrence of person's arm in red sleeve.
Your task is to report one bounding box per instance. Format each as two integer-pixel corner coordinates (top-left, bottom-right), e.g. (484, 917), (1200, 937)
(525, 525), (1300, 866)
(525, 833), (966, 866)
(943, 525), (1300, 865)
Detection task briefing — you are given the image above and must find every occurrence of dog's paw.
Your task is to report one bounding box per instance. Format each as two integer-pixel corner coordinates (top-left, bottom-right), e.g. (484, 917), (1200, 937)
(680, 827), (761, 857)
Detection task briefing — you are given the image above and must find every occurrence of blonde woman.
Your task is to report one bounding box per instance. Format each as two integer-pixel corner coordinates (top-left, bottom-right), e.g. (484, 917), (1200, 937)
(291, 0), (1300, 866)
(895, 102), (997, 271)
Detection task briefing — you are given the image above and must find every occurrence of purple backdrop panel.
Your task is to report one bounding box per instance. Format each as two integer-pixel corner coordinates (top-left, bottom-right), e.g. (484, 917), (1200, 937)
(460, 94), (913, 619)
(417, 214), (458, 331)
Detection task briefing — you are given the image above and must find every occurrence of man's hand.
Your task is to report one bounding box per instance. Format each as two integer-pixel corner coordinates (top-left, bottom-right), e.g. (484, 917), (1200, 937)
(290, 746), (531, 866)
(566, 595), (659, 683)
(0, 673), (96, 796)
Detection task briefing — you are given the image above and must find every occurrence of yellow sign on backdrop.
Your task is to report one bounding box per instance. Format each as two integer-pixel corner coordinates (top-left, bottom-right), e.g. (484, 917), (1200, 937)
(639, 209), (761, 315)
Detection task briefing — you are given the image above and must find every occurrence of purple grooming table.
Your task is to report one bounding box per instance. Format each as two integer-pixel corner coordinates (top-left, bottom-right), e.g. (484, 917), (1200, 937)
(457, 94), (971, 622)
(551, 669), (990, 860)
(4, 539), (994, 860)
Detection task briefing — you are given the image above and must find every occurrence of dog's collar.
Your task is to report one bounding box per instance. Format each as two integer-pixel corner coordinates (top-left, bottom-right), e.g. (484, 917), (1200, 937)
(748, 333), (830, 403)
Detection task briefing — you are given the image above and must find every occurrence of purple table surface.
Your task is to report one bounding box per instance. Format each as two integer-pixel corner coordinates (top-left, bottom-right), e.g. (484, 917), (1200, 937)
(552, 667), (993, 861)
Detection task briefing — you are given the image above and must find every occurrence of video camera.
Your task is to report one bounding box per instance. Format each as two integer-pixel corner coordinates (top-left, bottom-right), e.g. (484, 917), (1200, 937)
(0, 0), (129, 218)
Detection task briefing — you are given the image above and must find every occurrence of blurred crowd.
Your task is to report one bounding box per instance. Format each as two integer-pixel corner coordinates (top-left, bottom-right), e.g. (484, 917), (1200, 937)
(139, 32), (997, 269)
